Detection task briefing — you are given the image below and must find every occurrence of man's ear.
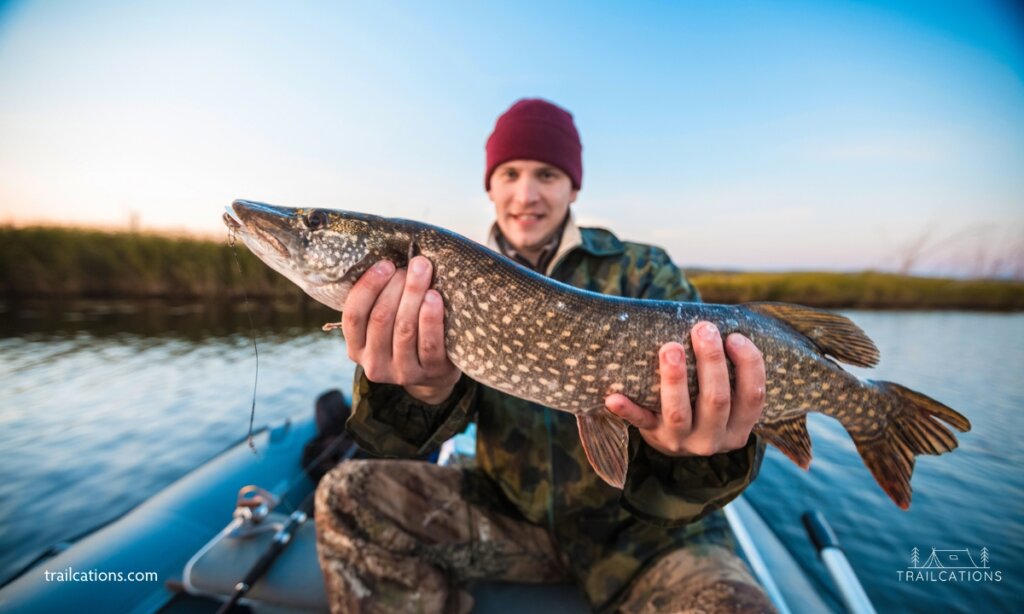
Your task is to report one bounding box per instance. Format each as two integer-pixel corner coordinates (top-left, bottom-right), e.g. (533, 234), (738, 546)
(569, 189), (579, 205)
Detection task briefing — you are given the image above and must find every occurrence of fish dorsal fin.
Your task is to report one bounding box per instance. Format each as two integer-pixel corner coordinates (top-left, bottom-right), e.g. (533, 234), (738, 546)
(745, 302), (880, 367)
(756, 415), (812, 469)
(576, 410), (630, 489)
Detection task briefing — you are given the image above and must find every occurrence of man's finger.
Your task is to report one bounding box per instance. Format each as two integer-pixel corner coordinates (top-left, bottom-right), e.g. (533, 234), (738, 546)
(605, 394), (659, 430)
(725, 333), (766, 440)
(364, 268), (406, 370)
(419, 289), (451, 373)
(658, 341), (692, 434)
(690, 322), (730, 447)
(393, 256), (432, 374)
(341, 260), (395, 356)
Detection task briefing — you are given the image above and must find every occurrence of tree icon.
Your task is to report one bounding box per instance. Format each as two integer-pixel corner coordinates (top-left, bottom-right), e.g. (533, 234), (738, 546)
(911, 547), (920, 568)
(980, 548), (989, 568)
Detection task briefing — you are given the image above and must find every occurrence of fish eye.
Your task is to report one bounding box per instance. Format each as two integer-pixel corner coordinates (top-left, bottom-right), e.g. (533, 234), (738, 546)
(307, 210), (327, 231)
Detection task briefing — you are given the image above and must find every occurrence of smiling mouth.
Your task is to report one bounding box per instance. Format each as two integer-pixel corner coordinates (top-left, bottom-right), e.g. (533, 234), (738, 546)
(511, 212), (545, 222)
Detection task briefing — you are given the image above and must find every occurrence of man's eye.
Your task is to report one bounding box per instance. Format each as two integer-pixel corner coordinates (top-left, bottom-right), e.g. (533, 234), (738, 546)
(503, 169), (518, 180)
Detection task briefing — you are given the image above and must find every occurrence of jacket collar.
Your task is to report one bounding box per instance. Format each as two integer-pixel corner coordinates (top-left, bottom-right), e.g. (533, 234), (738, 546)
(486, 211), (624, 276)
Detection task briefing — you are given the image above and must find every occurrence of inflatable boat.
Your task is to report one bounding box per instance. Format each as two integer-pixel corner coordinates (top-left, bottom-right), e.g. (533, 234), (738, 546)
(0, 406), (872, 613)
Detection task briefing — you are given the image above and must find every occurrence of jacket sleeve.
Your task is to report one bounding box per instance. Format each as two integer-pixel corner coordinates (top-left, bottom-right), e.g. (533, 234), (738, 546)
(620, 245), (766, 526)
(344, 367), (478, 458)
(622, 431), (765, 527)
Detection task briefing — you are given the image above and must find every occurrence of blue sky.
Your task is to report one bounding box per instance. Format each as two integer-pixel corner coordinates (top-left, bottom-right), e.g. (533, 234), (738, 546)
(1, 0), (1021, 275)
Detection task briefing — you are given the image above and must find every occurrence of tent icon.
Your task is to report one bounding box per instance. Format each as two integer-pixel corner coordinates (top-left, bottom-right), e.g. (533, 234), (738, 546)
(913, 548), (988, 569)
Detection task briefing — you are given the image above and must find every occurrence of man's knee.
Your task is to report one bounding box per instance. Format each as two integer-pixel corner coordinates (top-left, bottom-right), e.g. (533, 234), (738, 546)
(313, 459), (459, 613)
(315, 459), (459, 548)
(317, 459), (368, 502)
(315, 459), (375, 539)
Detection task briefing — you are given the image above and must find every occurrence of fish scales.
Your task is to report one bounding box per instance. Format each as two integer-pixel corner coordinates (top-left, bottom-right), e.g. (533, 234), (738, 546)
(224, 200), (971, 509)
(421, 224), (826, 418)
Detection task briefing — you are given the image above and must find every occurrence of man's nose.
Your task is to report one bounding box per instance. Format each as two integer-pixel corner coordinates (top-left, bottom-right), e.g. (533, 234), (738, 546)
(513, 177), (540, 205)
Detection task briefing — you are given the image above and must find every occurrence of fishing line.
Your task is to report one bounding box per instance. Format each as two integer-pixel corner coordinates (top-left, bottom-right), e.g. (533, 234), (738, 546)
(228, 227), (261, 455)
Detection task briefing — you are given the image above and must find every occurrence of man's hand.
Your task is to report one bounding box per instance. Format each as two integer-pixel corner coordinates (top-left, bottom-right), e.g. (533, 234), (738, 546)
(605, 322), (765, 457)
(342, 256), (461, 405)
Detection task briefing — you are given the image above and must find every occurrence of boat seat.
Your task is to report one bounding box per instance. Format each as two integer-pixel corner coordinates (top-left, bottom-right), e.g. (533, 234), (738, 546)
(183, 512), (328, 613)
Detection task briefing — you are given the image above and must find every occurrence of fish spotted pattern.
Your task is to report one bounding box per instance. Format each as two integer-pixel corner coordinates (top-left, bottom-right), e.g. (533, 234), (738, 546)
(224, 200), (971, 510)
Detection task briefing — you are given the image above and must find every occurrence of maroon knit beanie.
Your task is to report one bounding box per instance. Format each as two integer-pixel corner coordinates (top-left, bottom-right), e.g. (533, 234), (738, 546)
(485, 98), (583, 190)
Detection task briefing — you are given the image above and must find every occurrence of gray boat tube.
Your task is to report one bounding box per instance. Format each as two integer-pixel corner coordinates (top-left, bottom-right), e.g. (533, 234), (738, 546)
(0, 417), (317, 614)
(724, 498), (795, 614)
(724, 495), (847, 613)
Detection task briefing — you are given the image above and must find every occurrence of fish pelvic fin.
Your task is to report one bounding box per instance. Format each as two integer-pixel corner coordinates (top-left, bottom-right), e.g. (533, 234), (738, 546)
(756, 414), (812, 469)
(853, 381), (971, 509)
(745, 302), (880, 367)
(577, 410), (630, 489)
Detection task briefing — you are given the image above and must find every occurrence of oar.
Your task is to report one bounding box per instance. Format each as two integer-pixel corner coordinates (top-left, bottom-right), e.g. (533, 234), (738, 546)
(802, 511), (877, 614)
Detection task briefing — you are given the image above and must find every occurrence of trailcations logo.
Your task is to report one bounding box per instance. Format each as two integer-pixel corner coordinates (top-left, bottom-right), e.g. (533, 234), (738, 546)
(898, 547), (1003, 583)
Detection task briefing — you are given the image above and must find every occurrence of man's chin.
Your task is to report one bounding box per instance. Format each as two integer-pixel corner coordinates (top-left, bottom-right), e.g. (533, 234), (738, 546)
(511, 234), (544, 251)
(518, 225), (555, 241)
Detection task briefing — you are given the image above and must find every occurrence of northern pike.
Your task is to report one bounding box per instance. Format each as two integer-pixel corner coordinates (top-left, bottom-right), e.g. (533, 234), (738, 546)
(223, 199), (970, 509)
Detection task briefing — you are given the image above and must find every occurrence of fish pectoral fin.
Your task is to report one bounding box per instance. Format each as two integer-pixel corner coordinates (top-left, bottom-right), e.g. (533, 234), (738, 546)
(745, 302), (880, 367)
(758, 414), (812, 469)
(577, 410), (630, 489)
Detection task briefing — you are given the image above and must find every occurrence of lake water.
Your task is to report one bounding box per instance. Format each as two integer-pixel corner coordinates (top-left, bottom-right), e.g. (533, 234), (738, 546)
(0, 301), (1020, 612)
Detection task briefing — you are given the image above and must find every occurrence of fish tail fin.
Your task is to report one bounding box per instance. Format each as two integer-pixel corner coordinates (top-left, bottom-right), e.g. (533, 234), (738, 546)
(851, 381), (971, 509)
(745, 302), (880, 367)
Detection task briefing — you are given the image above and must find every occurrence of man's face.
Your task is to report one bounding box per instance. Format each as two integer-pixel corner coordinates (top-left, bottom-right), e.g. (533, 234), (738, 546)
(488, 160), (578, 263)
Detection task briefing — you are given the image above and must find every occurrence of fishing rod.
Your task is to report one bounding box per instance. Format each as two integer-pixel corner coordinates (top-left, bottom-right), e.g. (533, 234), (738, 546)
(216, 239), (355, 612)
(214, 429), (359, 614)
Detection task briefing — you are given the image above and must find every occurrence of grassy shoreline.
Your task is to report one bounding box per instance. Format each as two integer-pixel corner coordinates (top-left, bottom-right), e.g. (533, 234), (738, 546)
(2, 226), (1022, 310)
(0, 225), (303, 301)
(687, 270), (1024, 310)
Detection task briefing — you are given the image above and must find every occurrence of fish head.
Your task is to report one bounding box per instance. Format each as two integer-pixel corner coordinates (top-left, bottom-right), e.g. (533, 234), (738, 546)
(224, 200), (408, 311)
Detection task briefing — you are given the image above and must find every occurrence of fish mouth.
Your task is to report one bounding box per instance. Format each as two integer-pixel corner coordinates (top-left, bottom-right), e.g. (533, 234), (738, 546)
(223, 208), (242, 230)
(225, 199), (297, 258)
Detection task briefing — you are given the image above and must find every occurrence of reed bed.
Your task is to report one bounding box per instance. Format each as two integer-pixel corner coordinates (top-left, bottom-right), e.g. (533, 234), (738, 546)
(3, 226), (1021, 310)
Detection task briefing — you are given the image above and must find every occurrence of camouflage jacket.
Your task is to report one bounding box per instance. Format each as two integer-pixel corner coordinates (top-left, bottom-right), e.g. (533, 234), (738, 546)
(345, 219), (765, 609)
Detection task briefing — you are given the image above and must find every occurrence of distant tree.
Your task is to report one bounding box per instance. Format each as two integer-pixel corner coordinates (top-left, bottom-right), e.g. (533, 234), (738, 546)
(980, 547), (989, 568)
(911, 547), (920, 567)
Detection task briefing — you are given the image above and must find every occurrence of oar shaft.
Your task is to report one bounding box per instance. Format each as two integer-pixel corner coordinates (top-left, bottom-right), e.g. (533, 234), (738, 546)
(803, 511), (876, 614)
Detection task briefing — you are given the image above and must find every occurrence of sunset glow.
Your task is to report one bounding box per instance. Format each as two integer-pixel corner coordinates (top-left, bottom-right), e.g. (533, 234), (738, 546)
(1, 0), (1021, 276)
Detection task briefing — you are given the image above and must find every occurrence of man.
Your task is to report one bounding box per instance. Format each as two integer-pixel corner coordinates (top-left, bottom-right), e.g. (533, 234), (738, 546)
(315, 99), (775, 613)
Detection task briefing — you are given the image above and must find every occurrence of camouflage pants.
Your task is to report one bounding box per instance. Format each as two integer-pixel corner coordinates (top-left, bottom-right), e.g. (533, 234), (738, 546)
(314, 459), (774, 613)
